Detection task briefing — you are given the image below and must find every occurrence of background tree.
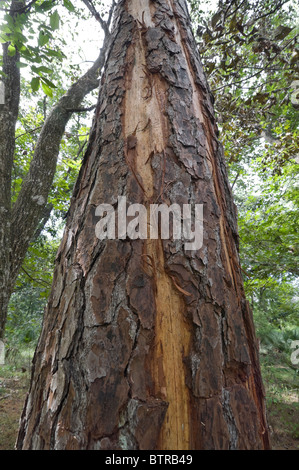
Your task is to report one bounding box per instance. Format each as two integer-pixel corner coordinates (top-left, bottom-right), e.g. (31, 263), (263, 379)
(0, 0), (115, 340)
(17, 0), (270, 450)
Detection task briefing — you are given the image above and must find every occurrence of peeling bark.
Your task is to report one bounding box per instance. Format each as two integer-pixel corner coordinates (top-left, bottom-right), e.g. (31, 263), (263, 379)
(17, 0), (271, 450)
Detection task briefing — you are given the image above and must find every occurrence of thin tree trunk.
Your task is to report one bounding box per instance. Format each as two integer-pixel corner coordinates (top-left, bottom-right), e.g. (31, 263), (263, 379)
(17, 0), (271, 450)
(0, 1), (22, 340)
(0, 0), (111, 340)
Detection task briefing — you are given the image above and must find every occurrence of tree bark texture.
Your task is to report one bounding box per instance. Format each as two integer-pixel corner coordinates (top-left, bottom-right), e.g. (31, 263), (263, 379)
(0, 1), (22, 339)
(17, 0), (271, 450)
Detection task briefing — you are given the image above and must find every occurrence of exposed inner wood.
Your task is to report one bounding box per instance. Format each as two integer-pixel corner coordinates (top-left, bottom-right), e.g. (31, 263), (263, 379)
(146, 239), (192, 450)
(124, 2), (161, 198)
(124, 0), (191, 450)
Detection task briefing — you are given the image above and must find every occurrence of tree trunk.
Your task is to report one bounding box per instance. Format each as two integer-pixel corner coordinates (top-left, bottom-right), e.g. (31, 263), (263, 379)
(0, 1), (22, 340)
(17, 0), (271, 450)
(0, 0), (111, 341)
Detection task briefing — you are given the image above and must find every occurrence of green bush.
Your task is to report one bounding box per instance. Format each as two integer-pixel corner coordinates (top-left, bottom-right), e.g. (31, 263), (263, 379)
(6, 286), (45, 350)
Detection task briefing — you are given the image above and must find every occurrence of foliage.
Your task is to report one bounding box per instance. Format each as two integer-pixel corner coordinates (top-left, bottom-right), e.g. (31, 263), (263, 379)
(257, 281), (299, 325)
(15, 74), (93, 214)
(4, 3), (98, 317)
(7, 67), (88, 343)
(0, 0), (111, 341)
(235, 157), (299, 282)
(188, 0), (299, 354)
(10, 71), (92, 324)
(5, 234), (59, 348)
(233, 145), (299, 328)
(0, 0), (68, 95)
(1, 0), (102, 227)
(189, 0), (299, 171)
(6, 286), (45, 346)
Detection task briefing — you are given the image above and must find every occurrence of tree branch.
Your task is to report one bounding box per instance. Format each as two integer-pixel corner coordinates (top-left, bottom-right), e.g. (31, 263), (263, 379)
(21, 266), (51, 287)
(231, 171), (240, 190)
(31, 203), (53, 242)
(224, 0), (246, 22)
(15, 125), (43, 140)
(0, 0), (43, 13)
(81, 0), (110, 36)
(0, 0), (22, 293)
(65, 104), (96, 113)
(17, 0), (40, 14)
(212, 35), (297, 92)
(10, 24), (112, 285)
(107, 0), (116, 28)
(247, 0), (291, 26)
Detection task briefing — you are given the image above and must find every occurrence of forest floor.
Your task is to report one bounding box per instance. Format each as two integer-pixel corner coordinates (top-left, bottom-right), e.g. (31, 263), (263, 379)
(0, 352), (298, 450)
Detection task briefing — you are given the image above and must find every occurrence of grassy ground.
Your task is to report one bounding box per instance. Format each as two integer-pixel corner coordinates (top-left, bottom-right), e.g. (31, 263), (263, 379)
(260, 350), (299, 450)
(0, 371), (29, 450)
(0, 348), (32, 450)
(0, 348), (298, 450)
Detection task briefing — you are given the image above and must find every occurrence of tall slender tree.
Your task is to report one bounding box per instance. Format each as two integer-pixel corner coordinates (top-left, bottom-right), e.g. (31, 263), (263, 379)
(17, 0), (271, 450)
(0, 0), (113, 340)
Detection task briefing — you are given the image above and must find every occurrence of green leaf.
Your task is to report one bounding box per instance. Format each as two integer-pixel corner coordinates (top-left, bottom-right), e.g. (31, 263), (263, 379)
(1, 25), (12, 34)
(236, 22), (244, 35)
(46, 48), (66, 59)
(16, 61), (28, 69)
(36, 1), (55, 13)
(205, 61), (215, 74)
(7, 44), (16, 56)
(254, 92), (269, 105)
(50, 11), (60, 31)
(32, 65), (53, 75)
(38, 31), (50, 47)
(0, 34), (10, 44)
(65, 158), (80, 169)
(41, 80), (53, 97)
(203, 31), (212, 43)
(229, 16), (237, 32)
(31, 76), (40, 92)
(63, 0), (75, 12)
(40, 75), (56, 89)
(14, 31), (28, 44)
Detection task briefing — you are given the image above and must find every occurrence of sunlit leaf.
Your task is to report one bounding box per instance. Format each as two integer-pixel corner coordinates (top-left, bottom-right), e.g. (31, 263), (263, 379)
(41, 80), (53, 97)
(63, 0), (75, 12)
(50, 10), (60, 31)
(7, 44), (16, 56)
(31, 76), (40, 92)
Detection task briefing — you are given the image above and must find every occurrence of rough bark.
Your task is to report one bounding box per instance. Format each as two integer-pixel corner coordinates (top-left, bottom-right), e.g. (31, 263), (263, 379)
(17, 0), (271, 450)
(0, 1), (22, 339)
